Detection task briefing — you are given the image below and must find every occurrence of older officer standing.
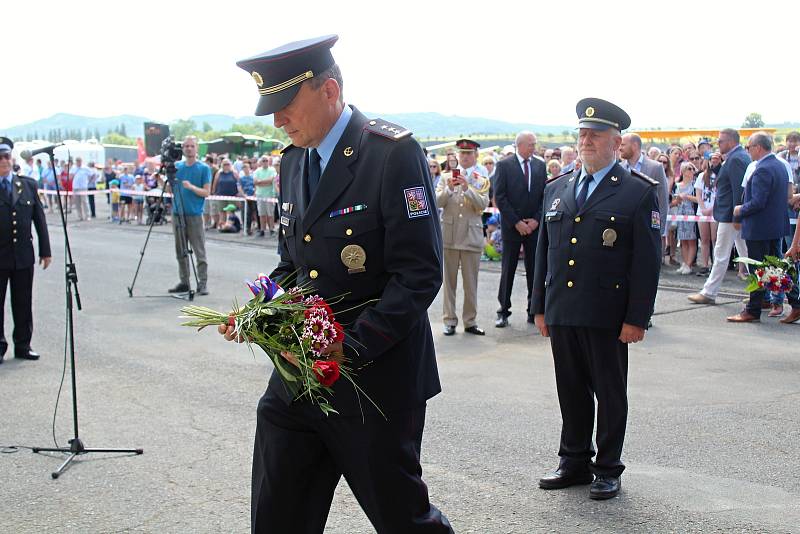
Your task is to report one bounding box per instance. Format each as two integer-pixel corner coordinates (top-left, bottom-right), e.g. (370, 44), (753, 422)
(0, 137), (51, 363)
(532, 99), (661, 500)
(436, 139), (490, 336)
(222, 36), (453, 533)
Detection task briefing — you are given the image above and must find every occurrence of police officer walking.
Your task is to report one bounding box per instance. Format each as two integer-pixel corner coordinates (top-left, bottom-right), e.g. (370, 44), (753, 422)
(221, 36), (453, 533)
(0, 137), (51, 363)
(532, 99), (661, 500)
(436, 139), (490, 336)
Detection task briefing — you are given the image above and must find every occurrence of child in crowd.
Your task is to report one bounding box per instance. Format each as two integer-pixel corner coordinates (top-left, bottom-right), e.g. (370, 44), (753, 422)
(109, 179), (121, 222)
(671, 161), (698, 274)
(218, 203), (242, 234)
(133, 175), (146, 224)
(483, 215), (502, 261)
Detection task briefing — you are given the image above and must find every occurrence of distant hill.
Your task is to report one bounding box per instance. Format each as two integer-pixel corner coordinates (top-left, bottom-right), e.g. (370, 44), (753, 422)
(1, 112), (573, 141)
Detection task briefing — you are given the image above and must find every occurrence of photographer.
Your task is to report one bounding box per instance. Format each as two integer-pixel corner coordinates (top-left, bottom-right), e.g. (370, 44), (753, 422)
(166, 136), (211, 295)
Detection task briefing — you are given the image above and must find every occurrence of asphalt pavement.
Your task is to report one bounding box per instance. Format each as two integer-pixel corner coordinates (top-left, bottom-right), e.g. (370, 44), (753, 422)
(1, 205), (798, 533)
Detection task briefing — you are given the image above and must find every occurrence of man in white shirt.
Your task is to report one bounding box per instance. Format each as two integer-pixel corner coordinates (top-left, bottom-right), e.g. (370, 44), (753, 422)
(69, 157), (92, 221)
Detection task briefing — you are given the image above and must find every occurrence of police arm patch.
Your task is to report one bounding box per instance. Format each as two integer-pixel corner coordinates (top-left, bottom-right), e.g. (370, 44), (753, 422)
(404, 186), (430, 219)
(651, 210), (661, 230)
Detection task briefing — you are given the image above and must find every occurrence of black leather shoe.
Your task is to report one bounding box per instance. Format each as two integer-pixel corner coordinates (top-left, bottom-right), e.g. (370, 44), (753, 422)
(464, 325), (485, 335)
(589, 475), (621, 500)
(539, 468), (593, 489)
(15, 349), (40, 361)
(527, 315), (535, 324)
(196, 286), (209, 296)
(168, 283), (190, 293)
(443, 325), (456, 336)
(495, 315), (508, 328)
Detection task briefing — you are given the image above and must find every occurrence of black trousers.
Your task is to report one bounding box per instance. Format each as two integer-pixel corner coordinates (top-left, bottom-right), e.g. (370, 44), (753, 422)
(745, 238), (781, 317)
(0, 265), (35, 354)
(549, 325), (628, 478)
(252, 392), (453, 534)
(88, 187), (97, 217)
(496, 232), (537, 317)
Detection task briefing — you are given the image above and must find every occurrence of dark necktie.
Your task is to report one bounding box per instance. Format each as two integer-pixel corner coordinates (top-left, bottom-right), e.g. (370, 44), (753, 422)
(523, 158), (530, 192)
(307, 148), (321, 200)
(576, 174), (594, 210)
(0, 178), (9, 200)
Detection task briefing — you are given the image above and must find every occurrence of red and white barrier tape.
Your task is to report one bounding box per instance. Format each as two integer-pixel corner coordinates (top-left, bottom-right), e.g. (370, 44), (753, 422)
(41, 189), (277, 203)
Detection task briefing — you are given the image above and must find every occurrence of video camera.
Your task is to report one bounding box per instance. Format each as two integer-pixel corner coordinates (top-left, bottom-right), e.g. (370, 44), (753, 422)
(160, 136), (183, 164)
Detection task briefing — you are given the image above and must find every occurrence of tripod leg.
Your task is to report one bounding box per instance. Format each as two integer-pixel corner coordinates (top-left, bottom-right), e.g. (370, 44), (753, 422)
(52, 452), (79, 479)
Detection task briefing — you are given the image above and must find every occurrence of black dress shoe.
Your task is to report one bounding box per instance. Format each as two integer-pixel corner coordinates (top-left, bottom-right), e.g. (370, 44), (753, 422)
(168, 283), (190, 293)
(196, 286), (209, 296)
(15, 349), (40, 361)
(464, 325), (485, 335)
(527, 315), (535, 324)
(589, 475), (621, 500)
(495, 315), (508, 328)
(539, 468), (593, 489)
(443, 325), (456, 336)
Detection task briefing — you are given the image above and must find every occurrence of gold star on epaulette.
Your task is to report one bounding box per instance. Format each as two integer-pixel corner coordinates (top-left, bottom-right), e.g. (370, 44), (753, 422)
(630, 168), (659, 186)
(365, 119), (412, 141)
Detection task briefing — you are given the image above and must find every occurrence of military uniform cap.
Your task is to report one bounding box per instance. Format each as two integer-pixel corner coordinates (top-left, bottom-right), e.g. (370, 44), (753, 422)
(576, 98), (631, 131)
(0, 136), (13, 154)
(456, 139), (480, 151)
(236, 35), (339, 116)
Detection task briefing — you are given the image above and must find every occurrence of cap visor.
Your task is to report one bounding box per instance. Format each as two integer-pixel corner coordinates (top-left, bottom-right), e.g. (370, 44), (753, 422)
(254, 85), (301, 116)
(577, 121), (614, 131)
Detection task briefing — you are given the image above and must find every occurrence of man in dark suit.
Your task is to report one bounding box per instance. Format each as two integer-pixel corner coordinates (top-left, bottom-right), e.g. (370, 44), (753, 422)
(493, 131), (546, 327)
(688, 129), (751, 305)
(0, 137), (51, 363)
(221, 36), (452, 533)
(532, 99), (661, 500)
(728, 132), (794, 322)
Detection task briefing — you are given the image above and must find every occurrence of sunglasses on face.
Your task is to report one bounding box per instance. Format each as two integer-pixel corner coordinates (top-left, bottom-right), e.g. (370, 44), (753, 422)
(0, 153), (11, 160)
(690, 156), (701, 160)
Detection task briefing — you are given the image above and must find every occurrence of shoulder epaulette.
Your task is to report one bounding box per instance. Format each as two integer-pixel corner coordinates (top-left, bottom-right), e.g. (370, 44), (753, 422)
(280, 144), (296, 155)
(364, 118), (413, 141)
(546, 169), (575, 185)
(631, 168), (659, 186)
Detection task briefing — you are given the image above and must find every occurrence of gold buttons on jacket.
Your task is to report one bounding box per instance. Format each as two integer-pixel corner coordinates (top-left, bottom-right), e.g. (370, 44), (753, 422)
(346, 229), (353, 236)
(615, 284), (620, 289)
(571, 237), (577, 244)
(309, 270), (319, 279)
(567, 281), (574, 288)
(574, 216), (581, 223)
(568, 260), (575, 266)
(458, 214), (463, 218)
(610, 216), (616, 221)
(13, 238), (17, 243)
(12, 220), (16, 225)
(304, 234), (312, 243)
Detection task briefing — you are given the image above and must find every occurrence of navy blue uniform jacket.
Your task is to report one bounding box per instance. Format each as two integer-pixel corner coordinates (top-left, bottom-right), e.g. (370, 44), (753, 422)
(270, 107), (443, 416)
(0, 175), (51, 270)
(532, 164), (661, 330)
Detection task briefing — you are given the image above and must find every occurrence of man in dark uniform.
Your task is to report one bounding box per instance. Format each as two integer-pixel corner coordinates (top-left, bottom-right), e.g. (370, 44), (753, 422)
(220, 36), (453, 533)
(0, 137), (51, 363)
(532, 99), (661, 500)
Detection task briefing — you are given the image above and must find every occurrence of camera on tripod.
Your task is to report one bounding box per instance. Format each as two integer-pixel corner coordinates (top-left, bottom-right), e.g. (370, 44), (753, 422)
(160, 136), (183, 164)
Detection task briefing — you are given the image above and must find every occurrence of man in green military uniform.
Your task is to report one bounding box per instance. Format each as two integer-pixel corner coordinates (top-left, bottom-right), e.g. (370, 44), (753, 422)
(533, 99), (661, 500)
(0, 137), (51, 363)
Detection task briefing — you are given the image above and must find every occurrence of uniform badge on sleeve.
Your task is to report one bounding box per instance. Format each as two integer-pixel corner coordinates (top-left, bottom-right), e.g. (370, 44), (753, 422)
(404, 186), (430, 219)
(651, 211), (661, 230)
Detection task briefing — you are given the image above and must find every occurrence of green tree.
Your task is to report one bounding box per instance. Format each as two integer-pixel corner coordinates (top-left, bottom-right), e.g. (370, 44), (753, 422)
(170, 119), (198, 141)
(202, 121), (213, 133)
(119, 123), (127, 137)
(102, 132), (136, 145)
(742, 112), (764, 128)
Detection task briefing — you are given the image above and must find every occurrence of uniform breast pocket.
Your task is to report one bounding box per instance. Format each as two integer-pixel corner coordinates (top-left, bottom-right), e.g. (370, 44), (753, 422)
(545, 211), (563, 248)
(280, 212), (297, 256)
(592, 212), (630, 250)
(323, 214), (382, 281)
(441, 214), (454, 244)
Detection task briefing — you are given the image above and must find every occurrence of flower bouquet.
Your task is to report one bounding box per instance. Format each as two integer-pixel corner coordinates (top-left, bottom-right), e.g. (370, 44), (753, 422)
(735, 255), (797, 293)
(180, 274), (381, 416)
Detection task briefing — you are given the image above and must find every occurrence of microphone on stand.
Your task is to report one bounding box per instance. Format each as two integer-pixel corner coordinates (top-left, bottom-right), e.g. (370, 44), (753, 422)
(20, 142), (64, 160)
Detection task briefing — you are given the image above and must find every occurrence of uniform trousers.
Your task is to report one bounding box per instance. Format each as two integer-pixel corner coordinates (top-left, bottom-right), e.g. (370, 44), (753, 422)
(0, 265), (35, 354)
(442, 248), (480, 328)
(700, 222), (748, 299)
(496, 232), (537, 318)
(549, 325), (628, 478)
(252, 393), (453, 534)
(171, 214), (208, 287)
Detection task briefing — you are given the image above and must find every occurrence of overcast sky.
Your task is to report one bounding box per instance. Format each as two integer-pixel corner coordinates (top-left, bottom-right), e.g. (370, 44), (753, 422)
(4, 0), (798, 131)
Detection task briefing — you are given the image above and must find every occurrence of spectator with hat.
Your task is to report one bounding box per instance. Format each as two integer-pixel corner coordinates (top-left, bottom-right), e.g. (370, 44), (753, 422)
(436, 138), (490, 336)
(218, 203), (242, 233)
(0, 137), (51, 363)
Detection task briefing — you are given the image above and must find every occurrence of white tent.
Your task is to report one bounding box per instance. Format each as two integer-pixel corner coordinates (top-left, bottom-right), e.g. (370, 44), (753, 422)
(13, 139), (105, 166)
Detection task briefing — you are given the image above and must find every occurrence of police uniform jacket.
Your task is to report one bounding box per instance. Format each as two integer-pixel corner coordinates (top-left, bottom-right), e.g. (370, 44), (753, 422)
(435, 168), (489, 252)
(270, 107), (443, 416)
(532, 163), (661, 330)
(0, 175), (50, 270)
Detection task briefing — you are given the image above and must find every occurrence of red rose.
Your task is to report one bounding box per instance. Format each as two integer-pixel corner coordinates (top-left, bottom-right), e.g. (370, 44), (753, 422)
(333, 321), (344, 343)
(312, 360), (340, 387)
(228, 315), (236, 327)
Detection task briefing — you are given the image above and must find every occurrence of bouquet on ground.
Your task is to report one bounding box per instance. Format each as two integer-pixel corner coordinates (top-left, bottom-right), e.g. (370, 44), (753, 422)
(180, 274), (380, 416)
(735, 255), (797, 293)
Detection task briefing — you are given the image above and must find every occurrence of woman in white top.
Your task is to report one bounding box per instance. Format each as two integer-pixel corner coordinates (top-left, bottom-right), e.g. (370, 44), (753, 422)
(693, 152), (720, 275)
